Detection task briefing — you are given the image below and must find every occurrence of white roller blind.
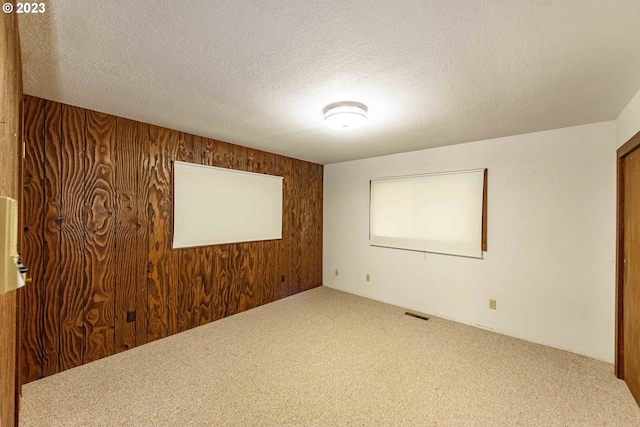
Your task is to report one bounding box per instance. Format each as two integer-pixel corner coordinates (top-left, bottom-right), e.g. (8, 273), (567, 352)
(172, 161), (283, 249)
(370, 169), (485, 258)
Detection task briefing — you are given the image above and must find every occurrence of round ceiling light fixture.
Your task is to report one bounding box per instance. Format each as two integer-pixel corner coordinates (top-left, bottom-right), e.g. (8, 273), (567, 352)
(323, 101), (368, 130)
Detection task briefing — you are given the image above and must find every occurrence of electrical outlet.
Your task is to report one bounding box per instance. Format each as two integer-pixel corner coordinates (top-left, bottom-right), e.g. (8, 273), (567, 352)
(366, 274), (370, 282)
(335, 269), (339, 276)
(489, 299), (497, 310)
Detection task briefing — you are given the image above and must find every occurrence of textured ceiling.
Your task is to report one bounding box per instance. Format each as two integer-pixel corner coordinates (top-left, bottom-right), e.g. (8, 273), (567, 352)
(19, 0), (640, 164)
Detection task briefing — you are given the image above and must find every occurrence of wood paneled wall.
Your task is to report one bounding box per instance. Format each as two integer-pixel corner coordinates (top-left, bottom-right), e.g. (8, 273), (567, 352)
(0, 4), (23, 426)
(21, 96), (323, 384)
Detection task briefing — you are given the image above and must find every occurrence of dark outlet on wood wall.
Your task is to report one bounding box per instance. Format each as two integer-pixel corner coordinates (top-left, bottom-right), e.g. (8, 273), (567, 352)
(126, 311), (136, 322)
(281, 275), (285, 282)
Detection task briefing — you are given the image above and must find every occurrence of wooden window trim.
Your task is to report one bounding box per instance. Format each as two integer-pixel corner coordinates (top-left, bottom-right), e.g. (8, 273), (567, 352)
(482, 169), (488, 252)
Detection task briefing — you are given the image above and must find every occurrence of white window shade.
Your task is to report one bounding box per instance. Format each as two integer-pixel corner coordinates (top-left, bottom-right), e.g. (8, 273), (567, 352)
(370, 169), (486, 258)
(172, 161), (283, 249)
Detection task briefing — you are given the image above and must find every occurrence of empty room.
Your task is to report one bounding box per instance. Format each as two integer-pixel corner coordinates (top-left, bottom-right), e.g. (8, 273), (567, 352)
(2, 0), (640, 426)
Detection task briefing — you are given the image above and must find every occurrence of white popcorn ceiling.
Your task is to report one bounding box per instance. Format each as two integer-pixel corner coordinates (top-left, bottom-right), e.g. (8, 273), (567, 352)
(19, 0), (640, 164)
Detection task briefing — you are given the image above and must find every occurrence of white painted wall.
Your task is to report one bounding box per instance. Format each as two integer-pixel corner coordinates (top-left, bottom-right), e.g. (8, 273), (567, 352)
(616, 88), (640, 149)
(323, 122), (617, 362)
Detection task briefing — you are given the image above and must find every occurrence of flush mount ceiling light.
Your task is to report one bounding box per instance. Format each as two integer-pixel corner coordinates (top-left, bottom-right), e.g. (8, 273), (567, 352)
(323, 101), (368, 130)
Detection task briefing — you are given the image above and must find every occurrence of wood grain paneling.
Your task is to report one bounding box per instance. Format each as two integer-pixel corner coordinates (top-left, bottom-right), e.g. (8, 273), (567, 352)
(1, 6), (23, 425)
(167, 132), (180, 338)
(258, 151), (279, 305)
(84, 110), (117, 363)
(177, 245), (194, 332)
(135, 122), (149, 347)
(114, 118), (138, 353)
(58, 104), (86, 370)
(284, 157), (299, 298)
(292, 160), (305, 295)
(312, 163), (323, 289)
(212, 243), (229, 321)
(42, 100), (62, 376)
(212, 139), (232, 321)
(232, 144), (258, 315)
(147, 125), (169, 342)
(195, 137), (213, 327)
(21, 96), (45, 384)
(200, 244), (215, 325)
(21, 98), (323, 384)
(147, 126), (178, 342)
(244, 149), (260, 313)
(176, 132), (194, 333)
(0, 292), (17, 427)
(300, 161), (313, 292)
(276, 156), (289, 299)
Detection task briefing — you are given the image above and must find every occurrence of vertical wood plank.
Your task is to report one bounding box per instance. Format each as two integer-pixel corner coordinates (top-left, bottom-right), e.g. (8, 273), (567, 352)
(231, 144), (246, 171)
(304, 161), (315, 291)
(238, 146), (258, 313)
(14, 89), (24, 422)
(147, 126), (176, 342)
(42, 100), (62, 376)
(201, 245), (214, 324)
(212, 140), (233, 320)
(167, 132), (180, 337)
(114, 118), (138, 353)
(299, 161), (312, 292)
(214, 140), (232, 169)
(83, 110), (117, 363)
(239, 243), (258, 312)
(246, 148), (258, 172)
(213, 242), (229, 321)
(246, 149), (261, 309)
(264, 153), (285, 302)
(313, 163), (323, 288)
(0, 293), (16, 425)
(176, 132), (194, 333)
(227, 243), (246, 317)
(281, 157), (294, 298)
(195, 137), (213, 327)
(230, 144), (252, 314)
(58, 104), (86, 370)
(276, 156), (289, 299)
(147, 124), (168, 342)
(189, 136), (206, 327)
(272, 152), (284, 302)
(21, 95), (45, 383)
(308, 161), (322, 290)
(135, 122), (149, 347)
(251, 149), (266, 307)
(178, 247), (195, 332)
(258, 151), (279, 305)
(290, 159), (303, 296)
(0, 12), (22, 421)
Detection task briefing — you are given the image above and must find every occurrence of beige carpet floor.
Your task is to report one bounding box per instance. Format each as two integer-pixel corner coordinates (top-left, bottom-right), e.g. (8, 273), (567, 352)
(20, 286), (640, 427)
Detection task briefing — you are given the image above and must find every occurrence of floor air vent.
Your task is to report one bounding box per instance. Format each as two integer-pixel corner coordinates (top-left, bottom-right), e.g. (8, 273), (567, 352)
(404, 312), (429, 321)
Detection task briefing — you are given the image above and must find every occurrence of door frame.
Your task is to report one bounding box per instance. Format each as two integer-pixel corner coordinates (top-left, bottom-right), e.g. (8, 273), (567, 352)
(616, 130), (640, 378)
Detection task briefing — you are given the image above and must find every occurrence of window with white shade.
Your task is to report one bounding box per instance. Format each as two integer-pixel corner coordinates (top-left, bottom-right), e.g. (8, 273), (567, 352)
(369, 169), (487, 258)
(172, 161), (283, 249)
